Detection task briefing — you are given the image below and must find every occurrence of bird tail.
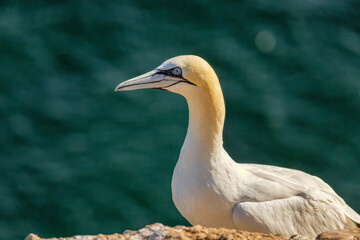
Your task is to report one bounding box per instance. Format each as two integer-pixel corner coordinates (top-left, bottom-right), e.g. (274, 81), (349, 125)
(344, 205), (360, 228)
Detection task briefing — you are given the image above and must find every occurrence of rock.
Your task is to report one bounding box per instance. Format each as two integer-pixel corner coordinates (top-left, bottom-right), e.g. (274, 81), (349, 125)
(123, 223), (181, 239)
(25, 233), (97, 240)
(25, 223), (360, 240)
(316, 228), (360, 240)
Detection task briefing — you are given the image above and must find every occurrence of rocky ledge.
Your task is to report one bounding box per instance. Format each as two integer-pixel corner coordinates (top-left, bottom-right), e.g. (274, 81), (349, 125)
(25, 223), (360, 240)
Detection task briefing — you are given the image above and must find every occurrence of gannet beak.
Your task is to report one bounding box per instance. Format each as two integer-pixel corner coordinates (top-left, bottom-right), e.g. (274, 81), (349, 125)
(115, 70), (176, 91)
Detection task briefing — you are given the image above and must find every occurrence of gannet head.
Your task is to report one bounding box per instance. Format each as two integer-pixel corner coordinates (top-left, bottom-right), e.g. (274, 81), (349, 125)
(115, 55), (220, 97)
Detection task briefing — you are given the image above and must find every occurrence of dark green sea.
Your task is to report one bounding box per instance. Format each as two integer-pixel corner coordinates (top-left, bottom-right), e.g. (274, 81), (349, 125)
(1, 1), (359, 239)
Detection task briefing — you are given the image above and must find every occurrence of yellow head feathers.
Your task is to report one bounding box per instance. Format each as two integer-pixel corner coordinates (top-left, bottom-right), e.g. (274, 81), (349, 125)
(159, 55), (220, 91)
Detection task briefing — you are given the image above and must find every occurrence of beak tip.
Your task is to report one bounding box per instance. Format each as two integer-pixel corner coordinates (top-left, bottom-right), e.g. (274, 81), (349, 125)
(114, 69), (160, 92)
(114, 84), (123, 92)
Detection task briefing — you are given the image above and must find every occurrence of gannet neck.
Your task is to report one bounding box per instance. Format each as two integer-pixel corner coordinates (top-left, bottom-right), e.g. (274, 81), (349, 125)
(183, 74), (225, 153)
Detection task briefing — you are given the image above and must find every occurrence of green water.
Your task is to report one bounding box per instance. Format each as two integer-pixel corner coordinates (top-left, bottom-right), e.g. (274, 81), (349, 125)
(1, 1), (359, 239)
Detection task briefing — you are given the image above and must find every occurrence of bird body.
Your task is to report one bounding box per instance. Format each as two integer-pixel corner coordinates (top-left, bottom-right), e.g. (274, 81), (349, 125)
(115, 55), (360, 238)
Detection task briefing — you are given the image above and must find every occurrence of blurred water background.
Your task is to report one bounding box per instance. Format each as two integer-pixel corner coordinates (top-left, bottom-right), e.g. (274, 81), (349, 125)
(0, 1), (360, 239)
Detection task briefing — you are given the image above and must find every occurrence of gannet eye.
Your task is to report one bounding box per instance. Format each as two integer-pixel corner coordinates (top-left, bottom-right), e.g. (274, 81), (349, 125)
(171, 67), (182, 76)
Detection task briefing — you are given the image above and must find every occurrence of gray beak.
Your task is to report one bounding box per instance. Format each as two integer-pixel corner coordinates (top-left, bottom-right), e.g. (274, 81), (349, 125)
(115, 70), (178, 91)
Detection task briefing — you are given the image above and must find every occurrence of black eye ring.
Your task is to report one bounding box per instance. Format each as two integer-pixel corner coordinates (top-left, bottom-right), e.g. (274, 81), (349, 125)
(171, 67), (182, 76)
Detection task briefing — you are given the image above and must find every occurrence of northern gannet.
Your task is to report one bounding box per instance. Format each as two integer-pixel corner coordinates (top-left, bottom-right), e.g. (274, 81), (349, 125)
(115, 55), (360, 238)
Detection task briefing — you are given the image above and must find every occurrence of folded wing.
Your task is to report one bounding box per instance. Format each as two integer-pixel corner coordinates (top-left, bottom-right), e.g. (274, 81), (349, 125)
(233, 164), (360, 237)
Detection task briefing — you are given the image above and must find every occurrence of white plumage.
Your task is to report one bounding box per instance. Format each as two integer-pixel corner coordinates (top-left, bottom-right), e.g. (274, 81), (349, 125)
(115, 55), (360, 238)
